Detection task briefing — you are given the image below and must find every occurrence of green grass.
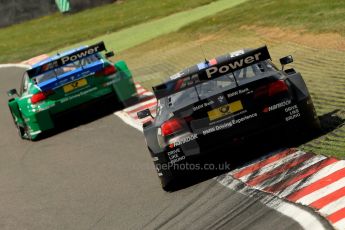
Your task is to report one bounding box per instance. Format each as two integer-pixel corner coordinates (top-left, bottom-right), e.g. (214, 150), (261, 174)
(51, 0), (247, 55)
(0, 0), (216, 63)
(181, 0), (345, 35)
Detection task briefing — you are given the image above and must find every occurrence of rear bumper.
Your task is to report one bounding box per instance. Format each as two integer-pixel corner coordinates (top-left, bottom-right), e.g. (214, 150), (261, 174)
(153, 97), (320, 187)
(24, 87), (118, 139)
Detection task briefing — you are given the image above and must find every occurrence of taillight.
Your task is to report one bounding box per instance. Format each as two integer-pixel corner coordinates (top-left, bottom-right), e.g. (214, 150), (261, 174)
(104, 65), (116, 75)
(31, 92), (46, 104)
(96, 65), (117, 76)
(31, 90), (54, 104)
(254, 80), (288, 98)
(268, 80), (288, 96)
(161, 118), (183, 136)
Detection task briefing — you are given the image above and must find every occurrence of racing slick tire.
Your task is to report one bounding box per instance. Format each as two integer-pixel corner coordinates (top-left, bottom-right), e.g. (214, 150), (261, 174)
(9, 107), (24, 139)
(16, 123), (25, 139)
(162, 179), (177, 192)
(9, 109), (31, 140)
(15, 121), (31, 140)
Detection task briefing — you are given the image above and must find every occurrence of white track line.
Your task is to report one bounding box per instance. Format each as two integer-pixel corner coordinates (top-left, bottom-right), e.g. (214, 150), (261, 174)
(123, 97), (157, 113)
(114, 111), (143, 132)
(0, 64), (30, 69)
(141, 92), (154, 97)
(137, 88), (147, 94)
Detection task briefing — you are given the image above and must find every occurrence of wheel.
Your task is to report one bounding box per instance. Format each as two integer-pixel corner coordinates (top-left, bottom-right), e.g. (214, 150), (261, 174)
(21, 124), (31, 140)
(14, 120), (31, 140)
(162, 182), (174, 192)
(15, 123), (25, 139)
(9, 109), (30, 140)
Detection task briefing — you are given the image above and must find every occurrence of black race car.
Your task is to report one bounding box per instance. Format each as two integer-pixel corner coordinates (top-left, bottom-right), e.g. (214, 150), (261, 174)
(138, 46), (320, 190)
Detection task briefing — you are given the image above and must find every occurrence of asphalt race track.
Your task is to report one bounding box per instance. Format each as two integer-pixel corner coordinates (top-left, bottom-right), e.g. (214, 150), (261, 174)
(0, 67), (329, 230)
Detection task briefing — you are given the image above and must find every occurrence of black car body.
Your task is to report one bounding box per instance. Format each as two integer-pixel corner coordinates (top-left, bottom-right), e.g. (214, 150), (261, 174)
(138, 46), (320, 190)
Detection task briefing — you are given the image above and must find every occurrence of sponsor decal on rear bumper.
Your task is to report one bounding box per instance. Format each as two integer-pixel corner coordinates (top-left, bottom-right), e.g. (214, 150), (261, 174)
(285, 105), (300, 121)
(203, 113), (258, 135)
(264, 100), (301, 122)
(60, 87), (97, 103)
(268, 100), (291, 111)
(173, 134), (198, 147)
(167, 148), (186, 164)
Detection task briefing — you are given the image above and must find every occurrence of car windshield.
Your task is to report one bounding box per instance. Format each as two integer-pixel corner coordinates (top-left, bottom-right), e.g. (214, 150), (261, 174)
(166, 61), (276, 110)
(33, 54), (100, 84)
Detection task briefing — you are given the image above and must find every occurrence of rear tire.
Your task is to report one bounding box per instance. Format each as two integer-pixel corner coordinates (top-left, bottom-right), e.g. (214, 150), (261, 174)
(16, 123), (25, 139)
(9, 109), (23, 139)
(162, 181), (174, 192)
(15, 121), (31, 140)
(21, 125), (31, 140)
(9, 110), (30, 140)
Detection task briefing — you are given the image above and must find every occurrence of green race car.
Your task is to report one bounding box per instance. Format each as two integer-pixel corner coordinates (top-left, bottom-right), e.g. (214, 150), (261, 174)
(7, 41), (137, 140)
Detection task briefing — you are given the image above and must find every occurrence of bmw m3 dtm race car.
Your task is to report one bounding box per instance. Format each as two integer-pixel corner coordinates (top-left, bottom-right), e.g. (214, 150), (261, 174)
(138, 45), (320, 190)
(7, 41), (137, 140)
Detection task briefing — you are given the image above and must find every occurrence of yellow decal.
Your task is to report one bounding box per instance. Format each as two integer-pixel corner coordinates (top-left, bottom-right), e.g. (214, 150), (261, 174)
(208, 100), (243, 121)
(63, 78), (88, 93)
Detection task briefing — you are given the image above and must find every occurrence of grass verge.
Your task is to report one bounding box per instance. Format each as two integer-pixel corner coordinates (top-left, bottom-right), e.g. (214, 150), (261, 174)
(0, 0), (216, 63)
(182, 0), (345, 36)
(50, 0), (247, 56)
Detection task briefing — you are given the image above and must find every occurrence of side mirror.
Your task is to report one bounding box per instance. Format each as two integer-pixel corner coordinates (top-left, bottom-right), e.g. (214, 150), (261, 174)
(137, 108), (153, 119)
(105, 51), (115, 58)
(279, 55), (293, 70)
(7, 89), (18, 97)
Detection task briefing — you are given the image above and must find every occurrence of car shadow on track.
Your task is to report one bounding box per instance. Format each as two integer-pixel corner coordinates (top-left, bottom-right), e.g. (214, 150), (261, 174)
(167, 110), (344, 192)
(35, 96), (125, 141)
(319, 109), (344, 134)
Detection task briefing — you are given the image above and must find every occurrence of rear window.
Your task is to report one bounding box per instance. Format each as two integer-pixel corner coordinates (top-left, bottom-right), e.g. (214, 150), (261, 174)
(165, 61), (276, 110)
(33, 54), (100, 84)
(233, 61), (276, 84)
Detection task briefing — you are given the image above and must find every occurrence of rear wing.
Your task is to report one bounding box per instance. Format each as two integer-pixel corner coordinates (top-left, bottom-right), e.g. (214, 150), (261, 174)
(152, 46), (271, 100)
(27, 41), (106, 78)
